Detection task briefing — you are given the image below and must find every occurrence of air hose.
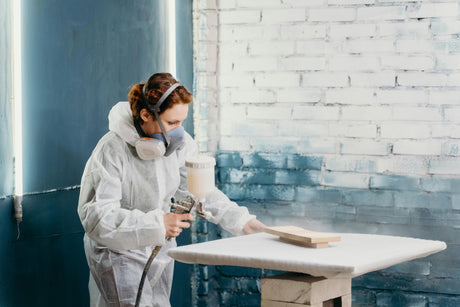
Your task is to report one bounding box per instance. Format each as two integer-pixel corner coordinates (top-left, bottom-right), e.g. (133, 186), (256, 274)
(135, 245), (162, 307)
(134, 198), (190, 307)
(135, 196), (209, 306)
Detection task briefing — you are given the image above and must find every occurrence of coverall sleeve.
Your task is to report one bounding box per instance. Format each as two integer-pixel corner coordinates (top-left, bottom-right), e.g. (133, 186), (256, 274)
(78, 143), (166, 250)
(175, 134), (255, 236)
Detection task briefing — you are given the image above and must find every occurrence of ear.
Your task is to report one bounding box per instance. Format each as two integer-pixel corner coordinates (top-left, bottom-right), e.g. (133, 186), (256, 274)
(140, 109), (153, 123)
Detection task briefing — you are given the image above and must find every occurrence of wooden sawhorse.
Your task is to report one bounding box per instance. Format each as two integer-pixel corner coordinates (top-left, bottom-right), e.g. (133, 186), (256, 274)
(261, 272), (350, 307)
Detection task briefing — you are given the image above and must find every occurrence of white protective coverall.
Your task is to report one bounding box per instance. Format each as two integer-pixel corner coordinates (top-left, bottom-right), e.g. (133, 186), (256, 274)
(78, 101), (255, 307)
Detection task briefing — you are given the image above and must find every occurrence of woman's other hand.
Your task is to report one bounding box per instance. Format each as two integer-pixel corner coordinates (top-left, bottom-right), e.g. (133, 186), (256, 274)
(243, 218), (266, 234)
(163, 213), (194, 238)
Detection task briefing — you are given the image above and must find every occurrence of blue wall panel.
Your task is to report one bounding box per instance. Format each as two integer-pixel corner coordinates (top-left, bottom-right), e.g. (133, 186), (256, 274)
(0, 198), (15, 307)
(175, 0), (194, 137)
(21, 0), (169, 192)
(9, 190), (88, 307)
(0, 1), (194, 306)
(0, 0), (13, 197)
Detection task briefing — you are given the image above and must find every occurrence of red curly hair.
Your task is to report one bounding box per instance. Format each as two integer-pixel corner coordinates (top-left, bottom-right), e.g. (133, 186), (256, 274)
(128, 72), (193, 124)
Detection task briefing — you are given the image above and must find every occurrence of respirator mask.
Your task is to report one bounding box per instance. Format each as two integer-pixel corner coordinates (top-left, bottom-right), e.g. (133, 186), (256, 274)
(135, 82), (185, 160)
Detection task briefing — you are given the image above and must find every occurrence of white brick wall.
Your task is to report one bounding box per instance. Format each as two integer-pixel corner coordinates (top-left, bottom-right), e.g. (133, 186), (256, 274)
(193, 0), (460, 176)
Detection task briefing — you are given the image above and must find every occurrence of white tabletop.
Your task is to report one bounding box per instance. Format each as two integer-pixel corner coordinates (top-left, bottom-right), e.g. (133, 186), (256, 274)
(168, 232), (446, 278)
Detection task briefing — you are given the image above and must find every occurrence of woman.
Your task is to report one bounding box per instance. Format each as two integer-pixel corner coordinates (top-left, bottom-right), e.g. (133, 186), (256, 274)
(78, 73), (265, 306)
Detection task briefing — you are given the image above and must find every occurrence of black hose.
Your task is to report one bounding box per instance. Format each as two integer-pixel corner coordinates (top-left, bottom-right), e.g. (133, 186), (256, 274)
(135, 198), (195, 306)
(135, 245), (162, 307)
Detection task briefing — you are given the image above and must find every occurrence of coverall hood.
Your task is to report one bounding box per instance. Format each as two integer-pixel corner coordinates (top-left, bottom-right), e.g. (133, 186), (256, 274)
(108, 101), (139, 147)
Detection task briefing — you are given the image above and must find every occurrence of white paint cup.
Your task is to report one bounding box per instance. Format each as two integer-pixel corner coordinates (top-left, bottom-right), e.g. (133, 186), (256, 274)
(185, 155), (216, 201)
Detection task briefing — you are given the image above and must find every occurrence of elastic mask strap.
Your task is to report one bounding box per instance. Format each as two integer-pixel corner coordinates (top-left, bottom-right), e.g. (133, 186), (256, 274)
(154, 83), (180, 113)
(152, 111), (170, 146)
(142, 82), (180, 146)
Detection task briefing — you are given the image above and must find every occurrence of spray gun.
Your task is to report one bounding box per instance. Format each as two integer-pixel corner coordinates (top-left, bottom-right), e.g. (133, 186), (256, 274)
(135, 155), (216, 307)
(171, 154), (216, 223)
(170, 195), (212, 220)
(135, 196), (212, 307)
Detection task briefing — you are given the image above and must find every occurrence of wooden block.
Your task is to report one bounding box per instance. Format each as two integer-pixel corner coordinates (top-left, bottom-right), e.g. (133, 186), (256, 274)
(261, 299), (322, 307)
(280, 237), (330, 248)
(264, 226), (341, 248)
(261, 272), (351, 305)
(341, 294), (352, 307)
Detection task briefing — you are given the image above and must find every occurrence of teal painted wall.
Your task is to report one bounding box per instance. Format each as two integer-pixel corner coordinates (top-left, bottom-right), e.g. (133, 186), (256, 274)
(1, 1), (194, 306)
(191, 152), (460, 306)
(175, 0), (194, 137)
(21, 0), (168, 192)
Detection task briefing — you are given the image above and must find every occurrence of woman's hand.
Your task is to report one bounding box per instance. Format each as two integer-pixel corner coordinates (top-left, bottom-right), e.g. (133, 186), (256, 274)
(163, 213), (194, 238)
(243, 218), (266, 234)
